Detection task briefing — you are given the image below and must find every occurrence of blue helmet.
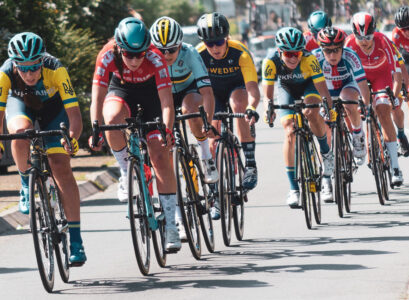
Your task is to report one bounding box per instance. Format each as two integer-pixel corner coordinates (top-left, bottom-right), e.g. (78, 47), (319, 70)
(114, 17), (151, 52)
(8, 32), (45, 63)
(275, 27), (305, 51)
(308, 11), (332, 34)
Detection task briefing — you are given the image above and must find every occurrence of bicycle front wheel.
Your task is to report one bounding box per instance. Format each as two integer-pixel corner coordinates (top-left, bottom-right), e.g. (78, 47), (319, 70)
(233, 144), (245, 241)
(151, 192), (167, 268)
(368, 122), (385, 205)
(333, 126), (345, 217)
(308, 140), (321, 224)
(128, 159), (151, 275)
(174, 150), (202, 260)
(343, 132), (354, 213)
(217, 141), (233, 246)
(298, 137), (313, 229)
(29, 172), (55, 293)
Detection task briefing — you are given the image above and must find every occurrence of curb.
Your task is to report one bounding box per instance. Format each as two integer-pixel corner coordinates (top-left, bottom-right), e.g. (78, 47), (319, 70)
(0, 168), (120, 235)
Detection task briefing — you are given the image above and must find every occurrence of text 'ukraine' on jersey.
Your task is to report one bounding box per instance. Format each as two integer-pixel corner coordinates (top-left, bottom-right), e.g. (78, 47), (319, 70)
(312, 47), (366, 91)
(0, 54), (78, 112)
(196, 40), (258, 91)
(345, 32), (401, 86)
(169, 43), (211, 94)
(92, 40), (172, 91)
(392, 27), (409, 63)
(304, 31), (320, 52)
(262, 50), (325, 94)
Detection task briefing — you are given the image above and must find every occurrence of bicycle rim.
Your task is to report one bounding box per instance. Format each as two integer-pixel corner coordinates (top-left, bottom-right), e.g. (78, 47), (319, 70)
(29, 172), (55, 293)
(233, 147), (245, 241)
(309, 141), (321, 224)
(151, 200), (167, 267)
(334, 127), (344, 217)
(369, 123), (385, 205)
(174, 150), (201, 259)
(53, 182), (70, 283)
(298, 138), (312, 229)
(128, 159), (151, 275)
(343, 135), (353, 213)
(217, 142), (233, 245)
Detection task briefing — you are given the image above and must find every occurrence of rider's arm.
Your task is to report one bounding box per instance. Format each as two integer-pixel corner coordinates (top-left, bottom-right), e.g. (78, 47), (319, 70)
(393, 71), (403, 99)
(261, 57), (276, 118)
(314, 80), (333, 107)
(245, 81), (261, 109)
(357, 79), (371, 106)
(65, 106), (82, 141)
(0, 111), (4, 159)
(239, 46), (260, 109)
(306, 55), (333, 107)
(199, 86), (215, 121)
(91, 84), (108, 124)
(158, 86), (174, 130)
(0, 70), (11, 158)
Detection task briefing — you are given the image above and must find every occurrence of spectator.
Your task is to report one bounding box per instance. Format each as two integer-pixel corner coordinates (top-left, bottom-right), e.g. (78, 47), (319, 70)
(239, 18), (250, 45)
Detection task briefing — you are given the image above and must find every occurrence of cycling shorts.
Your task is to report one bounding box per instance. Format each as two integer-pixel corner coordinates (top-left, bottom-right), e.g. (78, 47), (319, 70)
(329, 80), (360, 98)
(277, 80), (320, 122)
(5, 96), (69, 155)
(173, 81), (199, 109)
(370, 77), (397, 107)
(213, 84), (246, 116)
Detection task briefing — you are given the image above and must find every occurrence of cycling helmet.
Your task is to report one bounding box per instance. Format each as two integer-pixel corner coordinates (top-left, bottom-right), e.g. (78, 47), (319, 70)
(197, 12), (229, 42)
(317, 26), (346, 47)
(8, 32), (45, 63)
(114, 17), (150, 52)
(275, 27), (305, 51)
(308, 11), (332, 34)
(351, 12), (376, 36)
(395, 6), (409, 29)
(150, 16), (183, 49)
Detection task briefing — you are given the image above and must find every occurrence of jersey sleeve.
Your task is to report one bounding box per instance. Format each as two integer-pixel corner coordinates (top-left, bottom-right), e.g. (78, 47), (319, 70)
(54, 67), (79, 109)
(0, 71), (11, 112)
(145, 50), (172, 91)
(261, 58), (277, 85)
(92, 45), (116, 87)
(238, 49), (258, 84)
(304, 55), (325, 83)
(343, 48), (367, 83)
(187, 47), (211, 89)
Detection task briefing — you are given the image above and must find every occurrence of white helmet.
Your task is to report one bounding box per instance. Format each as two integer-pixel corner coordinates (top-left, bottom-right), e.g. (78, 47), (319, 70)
(150, 16), (183, 49)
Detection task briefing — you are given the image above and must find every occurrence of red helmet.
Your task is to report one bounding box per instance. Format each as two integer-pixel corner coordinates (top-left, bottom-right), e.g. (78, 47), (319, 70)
(351, 12), (376, 36)
(317, 26), (346, 47)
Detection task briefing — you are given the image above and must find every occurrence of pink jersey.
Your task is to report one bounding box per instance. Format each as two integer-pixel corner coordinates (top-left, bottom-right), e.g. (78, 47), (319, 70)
(345, 32), (400, 91)
(92, 40), (172, 91)
(303, 30), (319, 52)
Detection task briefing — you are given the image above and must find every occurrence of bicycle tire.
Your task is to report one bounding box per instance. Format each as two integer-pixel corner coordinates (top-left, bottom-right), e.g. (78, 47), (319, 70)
(29, 172), (55, 293)
(309, 140), (321, 224)
(379, 139), (390, 201)
(151, 197), (167, 268)
(52, 181), (70, 283)
(368, 122), (385, 205)
(128, 159), (151, 275)
(233, 144), (245, 241)
(217, 141), (233, 245)
(297, 136), (313, 229)
(343, 131), (353, 213)
(334, 126), (345, 217)
(174, 150), (202, 260)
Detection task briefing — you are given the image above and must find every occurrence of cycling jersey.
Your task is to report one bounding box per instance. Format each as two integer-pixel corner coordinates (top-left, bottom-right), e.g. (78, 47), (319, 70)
(0, 54), (78, 113)
(93, 40), (172, 91)
(392, 27), (409, 64)
(169, 43), (211, 94)
(262, 50), (325, 99)
(303, 31), (320, 52)
(312, 47), (366, 95)
(345, 32), (400, 93)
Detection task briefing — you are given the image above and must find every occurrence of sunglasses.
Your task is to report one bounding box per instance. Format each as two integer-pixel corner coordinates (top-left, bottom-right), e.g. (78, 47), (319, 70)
(204, 39), (226, 48)
(158, 46), (179, 55)
(121, 50), (146, 59)
(322, 47), (342, 54)
(15, 62), (42, 73)
(282, 51), (302, 59)
(355, 34), (373, 41)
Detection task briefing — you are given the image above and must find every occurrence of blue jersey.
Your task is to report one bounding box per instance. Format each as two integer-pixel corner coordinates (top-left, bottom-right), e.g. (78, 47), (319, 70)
(169, 43), (211, 94)
(312, 47), (366, 91)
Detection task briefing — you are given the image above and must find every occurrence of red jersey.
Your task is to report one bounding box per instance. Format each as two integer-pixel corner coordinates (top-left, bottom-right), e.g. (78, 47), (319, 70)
(392, 27), (409, 60)
(303, 31), (319, 52)
(92, 40), (172, 91)
(345, 32), (400, 90)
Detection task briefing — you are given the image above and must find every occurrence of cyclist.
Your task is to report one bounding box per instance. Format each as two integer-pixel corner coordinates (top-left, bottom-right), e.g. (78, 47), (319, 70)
(304, 10), (332, 52)
(0, 32), (86, 264)
(262, 27), (335, 207)
(346, 12), (405, 186)
(313, 26), (371, 202)
(89, 17), (180, 251)
(149, 16), (218, 236)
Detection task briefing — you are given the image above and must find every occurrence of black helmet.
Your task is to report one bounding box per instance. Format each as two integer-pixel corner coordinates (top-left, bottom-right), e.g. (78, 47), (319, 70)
(197, 12), (229, 42)
(395, 6), (409, 29)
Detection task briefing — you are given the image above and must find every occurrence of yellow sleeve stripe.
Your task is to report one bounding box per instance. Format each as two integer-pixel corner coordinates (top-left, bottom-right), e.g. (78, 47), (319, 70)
(312, 76), (325, 83)
(64, 102), (79, 109)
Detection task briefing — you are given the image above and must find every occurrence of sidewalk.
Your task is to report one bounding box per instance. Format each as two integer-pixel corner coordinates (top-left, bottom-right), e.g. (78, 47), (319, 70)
(0, 149), (119, 235)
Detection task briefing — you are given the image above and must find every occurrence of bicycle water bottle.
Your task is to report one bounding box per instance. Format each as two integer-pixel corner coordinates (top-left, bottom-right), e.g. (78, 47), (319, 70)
(143, 164), (153, 196)
(46, 178), (57, 208)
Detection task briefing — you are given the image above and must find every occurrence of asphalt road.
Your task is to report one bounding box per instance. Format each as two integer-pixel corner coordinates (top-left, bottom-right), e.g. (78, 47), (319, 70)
(1, 119), (409, 299)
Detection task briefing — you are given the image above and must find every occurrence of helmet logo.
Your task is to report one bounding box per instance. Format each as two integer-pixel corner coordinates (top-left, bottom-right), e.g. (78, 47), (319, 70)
(158, 19), (170, 46)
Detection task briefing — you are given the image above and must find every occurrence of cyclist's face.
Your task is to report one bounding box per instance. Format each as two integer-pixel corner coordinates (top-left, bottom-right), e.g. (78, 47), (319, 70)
(205, 39), (227, 60)
(322, 46), (343, 66)
(280, 51), (302, 70)
(15, 59), (42, 86)
(122, 52), (145, 71)
(160, 46), (180, 66)
(355, 36), (374, 52)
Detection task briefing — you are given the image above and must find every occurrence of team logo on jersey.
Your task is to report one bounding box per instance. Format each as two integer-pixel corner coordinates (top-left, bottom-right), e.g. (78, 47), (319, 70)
(202, 78), (211, 84)
(264, 64), (273, 77)
(210, 58), (214, 65)
(178, 60), (184, 67)
(146, 51), (163, 68)
(228, 59), (234, 65)
(101, 51), (114, 67)
(159, 68), (168, 79)
(63, 79), (74, 96)
(96, 66), (105, 77)
(310, 60), (321, 73)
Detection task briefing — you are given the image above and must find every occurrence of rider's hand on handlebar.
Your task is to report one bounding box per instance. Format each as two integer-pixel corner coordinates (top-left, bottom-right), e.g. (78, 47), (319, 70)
(88, 133), (104, 152)
(245, 105), (259, 125)
(161, 128), (175, 148)
(61, 137), (79, 156)
(0, 141), (4, 159)
(263, 110), (276, 125)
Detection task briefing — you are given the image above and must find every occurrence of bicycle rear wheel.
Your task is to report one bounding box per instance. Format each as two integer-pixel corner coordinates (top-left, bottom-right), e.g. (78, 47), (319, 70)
(128, 159), (151, 275)
(174, 150), (202, 260)
(233, 144), (245, 241)
(298, 137), (313, 229)
(334, 126), (345, 217)
(29, 172), (55, 293)
(52, 181), (70, 283)
(217, 141), (233, 246)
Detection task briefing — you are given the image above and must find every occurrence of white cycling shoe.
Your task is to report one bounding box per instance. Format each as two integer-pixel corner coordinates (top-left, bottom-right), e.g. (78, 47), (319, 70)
(286, 190), (300, 208)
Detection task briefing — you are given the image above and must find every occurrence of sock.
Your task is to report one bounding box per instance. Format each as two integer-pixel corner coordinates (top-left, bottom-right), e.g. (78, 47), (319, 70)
(242, 142), (256, 167)
(386, 141), (399, 169)
(286, 166), (298, 191)
(18, 170), (29, 189)
(68, 221), (83, 244)
(317, 134), (330, 154)
(112, 146), (128, 177)
(196, 136), (212, 160)
(175, 204), (182, 221)
(351, 121), (362, 135)
(159, 193), (177, 229)
(397, 127), (405, 140)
